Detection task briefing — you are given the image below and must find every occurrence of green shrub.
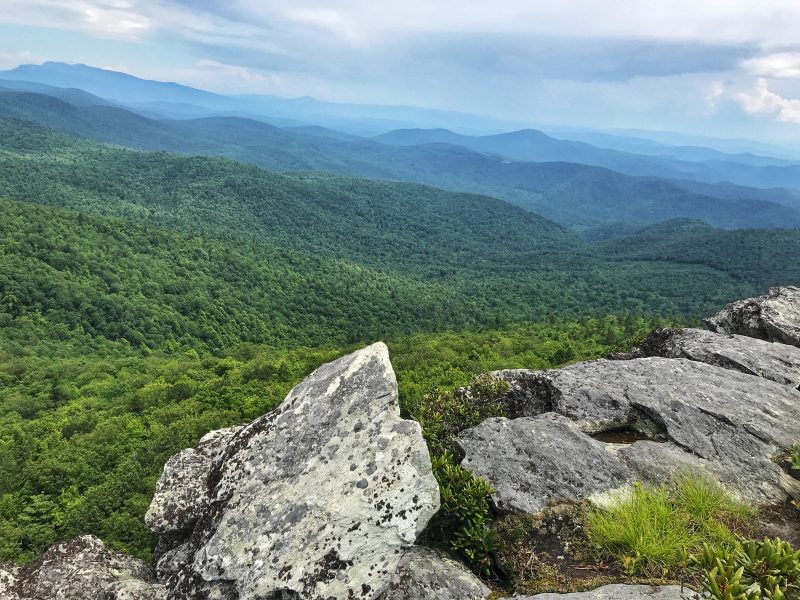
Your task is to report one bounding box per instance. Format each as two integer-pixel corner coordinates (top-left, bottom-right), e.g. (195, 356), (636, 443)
(789, 445), (800, 473)
(690, 537), (800, 599)
(427, 453), (498, 577)
(407, 373), (508, 458)
(588, 476), (755, 577)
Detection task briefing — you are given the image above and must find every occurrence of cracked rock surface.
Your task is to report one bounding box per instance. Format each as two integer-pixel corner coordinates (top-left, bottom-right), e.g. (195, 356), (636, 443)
(627, 327), (800, 388)
(705, 286), (800, 346)
(460, 356), (800, 510)
(157, 342), (440, 600)
(382, 547), (490, 600)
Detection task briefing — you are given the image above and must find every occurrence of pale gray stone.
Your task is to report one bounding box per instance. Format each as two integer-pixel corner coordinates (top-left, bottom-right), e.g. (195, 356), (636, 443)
(465, 357), (800, 508)
(163, 342), (440, 600)
(515, 583), (692, 599)
(12, 535), (158, 600)
(629, 327), (800, 388)
(104, 579), (167, 600)
(382, 547), (490, 600)
(458, 413), (631, 513)
(145, 425), (242, 535)
(706, 286), (800, 347)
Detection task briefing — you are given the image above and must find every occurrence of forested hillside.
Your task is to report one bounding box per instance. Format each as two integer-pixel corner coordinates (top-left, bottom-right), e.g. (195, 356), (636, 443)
(2, 92), (800, 231)
(2, 112), (800, 571)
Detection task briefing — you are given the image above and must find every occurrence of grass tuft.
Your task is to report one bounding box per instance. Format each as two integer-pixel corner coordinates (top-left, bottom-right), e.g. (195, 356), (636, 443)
(588, 475), (756, 578)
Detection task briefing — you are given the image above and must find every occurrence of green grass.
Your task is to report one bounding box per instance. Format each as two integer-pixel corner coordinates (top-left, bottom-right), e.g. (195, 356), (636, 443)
(790, 444), (800, 472)
(588, 476), (756, 578)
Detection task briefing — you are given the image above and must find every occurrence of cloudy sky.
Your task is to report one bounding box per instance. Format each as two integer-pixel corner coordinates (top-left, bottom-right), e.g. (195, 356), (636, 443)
(1, 0), (800, 143)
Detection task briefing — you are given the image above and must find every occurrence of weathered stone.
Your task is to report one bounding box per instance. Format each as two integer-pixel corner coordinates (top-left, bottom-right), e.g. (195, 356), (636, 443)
(382, 547), (490, 600)
(458, 414), (631, 513)
(145, 425), (242, 535)
(705, 286), (800, 347)
(0, 566), (19, 600)
(628, 327), (800, 388)
(12, 535), (157, 600)
(163, 343), (440, 600)
(104, 579), (168, 600)
(465, 358), (800, 508)
(515, 583), (691, 599)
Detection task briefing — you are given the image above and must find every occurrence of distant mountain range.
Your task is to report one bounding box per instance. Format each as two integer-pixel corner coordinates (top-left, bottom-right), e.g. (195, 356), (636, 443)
(1, 87), (799, 232)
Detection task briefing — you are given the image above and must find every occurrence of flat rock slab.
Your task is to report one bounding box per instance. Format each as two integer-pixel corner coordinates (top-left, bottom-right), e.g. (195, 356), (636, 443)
(459, 414), (630, 513)
(463, 357), (800, 508)
(10, 535), (161, 600)
(706, 286), (800, 347)
(383, 547), (490, 600)
(515, 583), (691, 599)
(630, 327), (800, 388)
(161, 342), (440, 600)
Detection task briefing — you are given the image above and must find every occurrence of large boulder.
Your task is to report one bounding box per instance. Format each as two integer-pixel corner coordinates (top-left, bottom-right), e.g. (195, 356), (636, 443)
(515, 583), (690, 599)
(382, 547), (490, 600)
(10, 535), (163, 600)
(156, 342), (440, 600)
(629, 327), (800, 388)
(460, 357), (800, 509)
(705, 286), (800, 346)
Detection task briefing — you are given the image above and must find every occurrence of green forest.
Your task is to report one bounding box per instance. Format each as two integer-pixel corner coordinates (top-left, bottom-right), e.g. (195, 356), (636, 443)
(1, 114), (799, 567)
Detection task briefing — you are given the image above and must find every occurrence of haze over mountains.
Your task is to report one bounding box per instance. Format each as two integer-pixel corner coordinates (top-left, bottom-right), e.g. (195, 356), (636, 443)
(2, 63), (800, 235)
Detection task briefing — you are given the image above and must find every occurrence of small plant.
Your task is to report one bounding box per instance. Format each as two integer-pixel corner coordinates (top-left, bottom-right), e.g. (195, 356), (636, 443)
(408, 374), (508, 457)
(789, 445), (800, 473)
(427, 453), (499, 578)
(588, 475), (755, 578)
(690, 537), (800, 599)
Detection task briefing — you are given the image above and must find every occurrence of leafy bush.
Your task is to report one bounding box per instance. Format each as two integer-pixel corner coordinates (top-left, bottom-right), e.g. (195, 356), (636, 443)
(690, 537), (800, 599)
(789, 445), (800, 473)
(588, 476), (755, 577)
(427, 453), (498, 577)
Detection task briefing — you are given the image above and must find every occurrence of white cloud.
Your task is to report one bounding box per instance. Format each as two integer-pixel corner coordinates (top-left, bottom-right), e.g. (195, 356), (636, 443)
(741, 52), (800, 79)
(735, 78), (800, 123)
(0, 50), (34, 69)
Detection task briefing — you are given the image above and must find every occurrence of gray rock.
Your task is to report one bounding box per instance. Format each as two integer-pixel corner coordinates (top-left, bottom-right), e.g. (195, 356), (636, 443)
(458, 414), (631, 513)
(705, 286), (800, 347)
(12, 535), (159, 600)
(145, 426), (242, 535)
(465, 358), (800, 508)
(515, 583), (691, 599)
(104, 579), (167, 600)
(630, 327), (800, 388)
(0, 566), (19, 600)
(382, 547), (490, 600)
(162, 342), (440, 600)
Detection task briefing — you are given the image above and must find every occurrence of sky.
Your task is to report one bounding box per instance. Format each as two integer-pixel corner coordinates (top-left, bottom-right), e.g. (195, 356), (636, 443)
(1, 0), (800, 144)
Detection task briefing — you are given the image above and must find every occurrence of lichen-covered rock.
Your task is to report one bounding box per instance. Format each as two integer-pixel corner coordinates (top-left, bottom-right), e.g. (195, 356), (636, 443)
(145, 426), (242, 534)
(458, 414), (631, 513)
(104, 579), (167, 600)
(0, 566), (19, 600)
(515, 583), (690, 599)
(465, 358), (800, 507)
(705, 286), (800, 346)
(12, 535), (159, 600)
(628, 327), (800, 387)
(162, 342), (440, 600)
(382, 547), (490, 600)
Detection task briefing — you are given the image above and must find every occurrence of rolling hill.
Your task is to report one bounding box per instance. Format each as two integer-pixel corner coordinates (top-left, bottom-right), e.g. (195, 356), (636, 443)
(1, 91), (799, 231)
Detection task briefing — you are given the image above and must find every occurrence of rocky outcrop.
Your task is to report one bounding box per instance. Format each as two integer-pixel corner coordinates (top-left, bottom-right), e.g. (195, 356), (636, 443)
(628, 327), (800, 388)
(515, 584), (690, 599)
(705, 286), (800, 346)
(382, 547), (490, 600)
(460, 356), (800, 509)
(145, 425), (242, 535)
(459, 413), (630, 513)
(159, 342), (441, 600)
(9, 535), (164, 600)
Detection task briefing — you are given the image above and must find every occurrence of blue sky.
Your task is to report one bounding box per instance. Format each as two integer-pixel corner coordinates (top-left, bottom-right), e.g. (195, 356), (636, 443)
(1, 1), (800, 144)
